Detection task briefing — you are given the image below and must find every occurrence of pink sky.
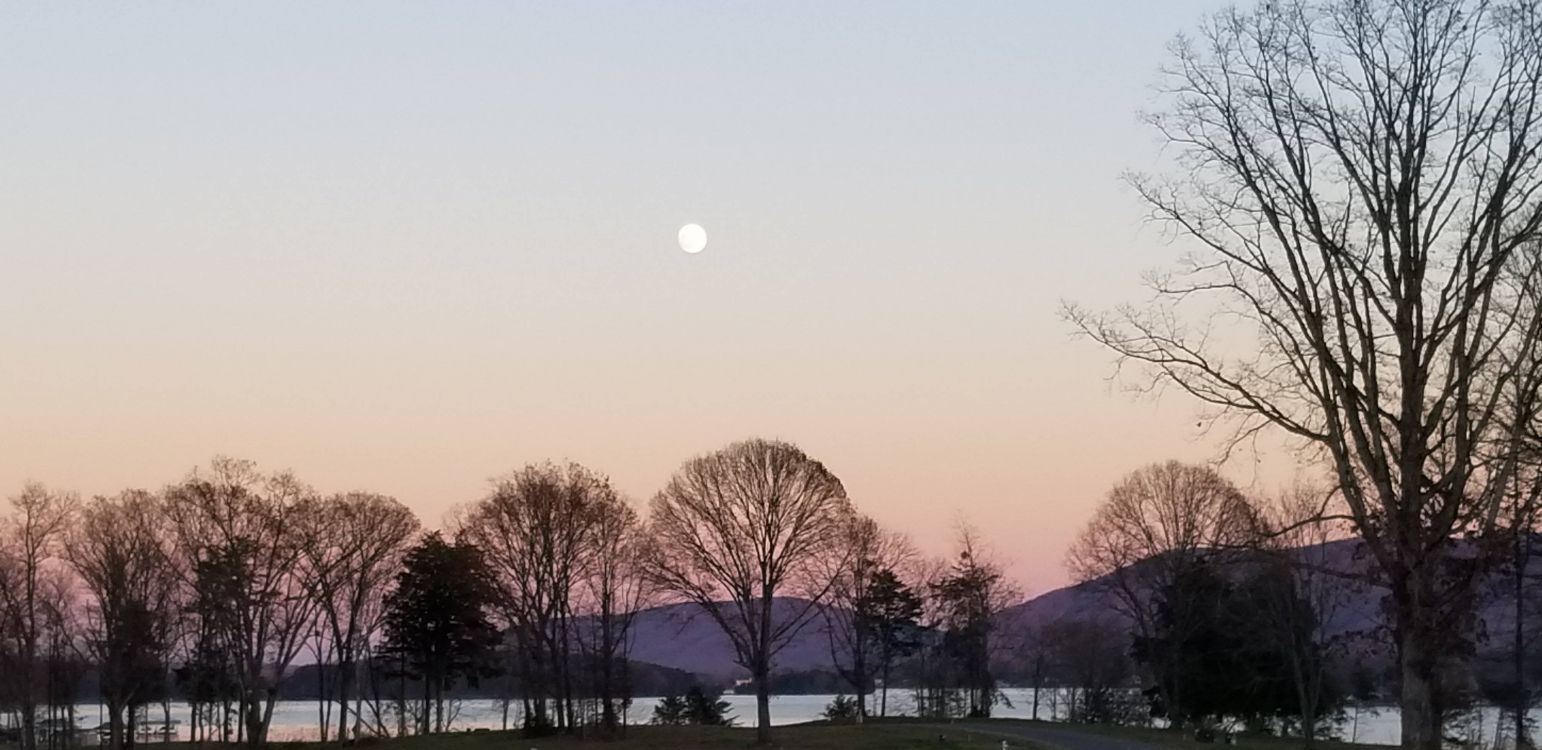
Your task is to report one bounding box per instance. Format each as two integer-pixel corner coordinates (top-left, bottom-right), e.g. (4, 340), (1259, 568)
(0, 0), (1301, 593)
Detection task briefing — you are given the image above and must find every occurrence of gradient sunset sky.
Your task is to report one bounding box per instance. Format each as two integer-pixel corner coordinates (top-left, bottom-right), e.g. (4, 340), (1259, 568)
(0, 1), (1300, 593)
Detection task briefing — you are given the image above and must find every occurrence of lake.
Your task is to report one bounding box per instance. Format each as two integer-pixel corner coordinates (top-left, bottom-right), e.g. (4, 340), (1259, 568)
(63, 690), (1515, 747)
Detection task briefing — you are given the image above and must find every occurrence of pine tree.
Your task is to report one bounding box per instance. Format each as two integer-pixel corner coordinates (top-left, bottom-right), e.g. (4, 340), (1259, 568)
(651, 693), (690, 725)
(863, 568), (922, 717)
(381, 532), (500, 734)
(932, 550), (1004, 717)
(684, 686), (735, 726)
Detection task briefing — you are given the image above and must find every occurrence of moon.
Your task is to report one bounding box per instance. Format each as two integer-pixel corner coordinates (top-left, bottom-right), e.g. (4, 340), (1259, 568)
(678, 223), (707, 254)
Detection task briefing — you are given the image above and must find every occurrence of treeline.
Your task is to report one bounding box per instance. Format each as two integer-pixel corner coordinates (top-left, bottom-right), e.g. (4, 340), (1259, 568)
(0, 457), (664, 750)
(22, 448), (1526, 750)
(1051, 461), (1542, 748)
(0, 460), (430, 750)
(0, 437), (1033, 750)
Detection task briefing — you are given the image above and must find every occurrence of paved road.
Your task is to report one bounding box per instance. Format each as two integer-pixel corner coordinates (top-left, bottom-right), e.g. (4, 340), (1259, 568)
(942, 722), (1159, 750)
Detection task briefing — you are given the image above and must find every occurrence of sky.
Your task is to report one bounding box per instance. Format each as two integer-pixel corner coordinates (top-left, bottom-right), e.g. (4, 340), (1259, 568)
(0, 1), (1293, 594)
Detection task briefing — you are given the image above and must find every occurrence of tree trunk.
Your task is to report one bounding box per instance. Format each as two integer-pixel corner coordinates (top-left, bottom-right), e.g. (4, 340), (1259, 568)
(1399, 624), (1442, 750)
(355, 660), (366, 739)
(22, 695), (36, 750)
(434, 677), (444, 734)
(421, 671), (432, 735)
(879, 659), (889, 718)
(561, 621), (575, 732)
(244, 691), (268, 750)
(337, 654), (354, 743)
(755, 671), (772, 745)
(756, 590), (774, 745)
(316, 655), (329, 743)
(600, 611), (617, 732)
(853, 633), (867, 723)
(107, 700), (125, 750)
(394, 664), (406, 738)
(1517, 530), (1533, 750)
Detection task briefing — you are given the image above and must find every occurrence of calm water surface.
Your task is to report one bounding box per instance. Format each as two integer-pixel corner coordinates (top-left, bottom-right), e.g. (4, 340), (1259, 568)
(66, 690), (1486, 747)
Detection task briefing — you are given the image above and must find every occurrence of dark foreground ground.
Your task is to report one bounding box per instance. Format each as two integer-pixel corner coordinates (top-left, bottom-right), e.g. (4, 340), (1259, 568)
(255, 724), (1018, 750)
(52, 719), (1396, 750)
(943, 720), (1387, 750)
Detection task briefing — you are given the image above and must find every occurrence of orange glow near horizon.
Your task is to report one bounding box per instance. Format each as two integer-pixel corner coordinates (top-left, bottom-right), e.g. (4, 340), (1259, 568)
(0, 0), (1303, 594)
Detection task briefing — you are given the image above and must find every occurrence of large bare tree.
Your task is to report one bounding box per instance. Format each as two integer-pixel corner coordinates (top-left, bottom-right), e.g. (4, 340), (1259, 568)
(67, 490), (179, 750)
(1065, 1), (1542, 746)
(165, 457), (316, 749)
(1067, 461), (1258, 726)
(0, 483), (77, 750)
(573, 491), (652, 733)
(296, 491), (419, 742)
(458, 461), (617, 734)
(647, 438), (853, 744)
(37, 565), (85, 748)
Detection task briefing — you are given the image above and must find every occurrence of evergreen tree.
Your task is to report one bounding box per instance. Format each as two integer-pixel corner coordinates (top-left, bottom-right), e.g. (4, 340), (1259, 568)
(651, 693), (690, 725)
(651, 687), (735, 726)
(178, 542), (246, 743)
(684, 686), (735, 726)
(932, 548), (1008, 717)
(864, 567), (923, 717)
(381, 532), (500, 734)
(1132, 560), (1329, 729)
(823, 694), (862, 723)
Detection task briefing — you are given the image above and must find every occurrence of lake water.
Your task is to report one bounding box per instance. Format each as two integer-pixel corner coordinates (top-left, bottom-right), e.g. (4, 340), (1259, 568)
(63, 690), (1529, 747)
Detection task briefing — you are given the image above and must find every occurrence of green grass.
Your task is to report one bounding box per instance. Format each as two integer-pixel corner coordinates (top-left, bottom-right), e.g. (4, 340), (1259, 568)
(240, 724), (1029, 750)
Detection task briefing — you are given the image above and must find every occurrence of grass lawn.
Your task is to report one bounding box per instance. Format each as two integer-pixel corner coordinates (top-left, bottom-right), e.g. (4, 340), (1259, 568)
(964, 719), (1388, 750)
(242, 724), (1027, 750)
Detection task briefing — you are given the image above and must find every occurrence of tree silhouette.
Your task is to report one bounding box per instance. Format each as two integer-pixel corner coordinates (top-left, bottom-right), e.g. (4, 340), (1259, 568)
(1065, 1), (1542, 745)
(381, 532), (500, 735)
(648, 438), (852, 744)
(863, 567), (923, 717)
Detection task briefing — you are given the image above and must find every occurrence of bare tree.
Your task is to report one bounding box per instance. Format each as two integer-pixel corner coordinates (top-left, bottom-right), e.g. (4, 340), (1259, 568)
(1488, 424), (1542, 750)
(458, 461), (616, 734)
(1014, 620), (1058, 722)
(1067, 461), (1257, 728)
(165, 457), (317, 749)
(909, 555), (959, 720)
(574, 492), (652, 734)
(296, 492), (419, 742)
(1063, 1), (1542, 746)
(0, 483), (77, 750)
(647, 438), (853, 744)
(1043, 615), (1136, 725)
(1504, 350), (1542, 749)
(37, 567), (85, 750)
(67, 490), (179, 750)
(819, 514), (916, 722)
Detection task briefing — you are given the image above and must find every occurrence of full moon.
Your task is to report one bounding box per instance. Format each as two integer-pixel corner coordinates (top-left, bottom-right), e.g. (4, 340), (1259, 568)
(678, 223), (707, 254)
